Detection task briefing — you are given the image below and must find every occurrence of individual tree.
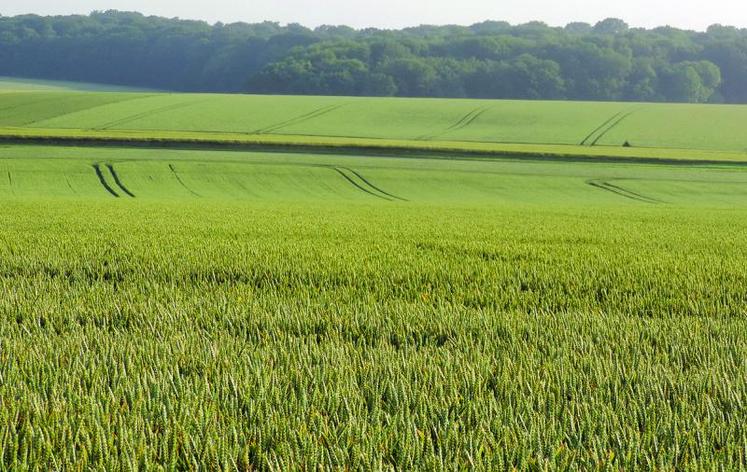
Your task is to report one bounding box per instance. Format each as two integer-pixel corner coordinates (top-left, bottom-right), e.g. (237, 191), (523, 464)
(593, 18), (630, 35)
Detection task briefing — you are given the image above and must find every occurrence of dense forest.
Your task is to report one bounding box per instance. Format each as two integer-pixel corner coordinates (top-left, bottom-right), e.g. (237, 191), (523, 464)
(1, 11), (747, 102)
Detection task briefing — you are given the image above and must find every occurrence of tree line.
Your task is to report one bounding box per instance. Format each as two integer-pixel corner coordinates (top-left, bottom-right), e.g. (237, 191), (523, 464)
(1, 11), (747, 103)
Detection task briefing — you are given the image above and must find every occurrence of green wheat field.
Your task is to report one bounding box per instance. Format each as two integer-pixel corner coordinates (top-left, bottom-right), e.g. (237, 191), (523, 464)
(1, 80), (746, 469)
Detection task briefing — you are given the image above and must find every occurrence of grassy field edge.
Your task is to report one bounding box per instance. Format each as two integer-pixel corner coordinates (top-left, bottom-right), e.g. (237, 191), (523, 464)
(3, 127), (747, 165)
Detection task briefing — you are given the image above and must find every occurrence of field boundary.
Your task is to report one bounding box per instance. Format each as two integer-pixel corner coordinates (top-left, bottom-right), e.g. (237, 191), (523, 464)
(2, 129), (747, 166)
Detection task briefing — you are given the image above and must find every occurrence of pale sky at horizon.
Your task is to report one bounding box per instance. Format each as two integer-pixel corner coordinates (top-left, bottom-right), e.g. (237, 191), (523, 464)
(1, 0), (746, 31)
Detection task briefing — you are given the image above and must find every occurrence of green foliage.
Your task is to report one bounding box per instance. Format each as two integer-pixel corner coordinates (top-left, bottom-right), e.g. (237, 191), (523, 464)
(660, 61), (723, 103)
(593, 18), (630, 35)
(1, 12), (747, 102)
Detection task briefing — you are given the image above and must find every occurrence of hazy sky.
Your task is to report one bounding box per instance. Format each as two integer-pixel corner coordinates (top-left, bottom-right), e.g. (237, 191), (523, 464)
(2, 0), (746, 30)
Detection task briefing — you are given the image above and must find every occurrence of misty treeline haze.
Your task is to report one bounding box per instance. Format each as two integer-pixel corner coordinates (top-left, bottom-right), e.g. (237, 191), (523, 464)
(2, 11), (747, 102)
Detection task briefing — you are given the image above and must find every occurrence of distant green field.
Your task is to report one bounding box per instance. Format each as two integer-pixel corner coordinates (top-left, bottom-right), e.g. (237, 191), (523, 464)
(2, 85), (747, 469)
(1, 91), (747, 161)
(0, 76), (151, 92)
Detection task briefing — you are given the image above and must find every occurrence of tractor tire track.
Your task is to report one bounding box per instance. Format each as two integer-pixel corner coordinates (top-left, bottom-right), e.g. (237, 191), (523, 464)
(231, 176), (259, 198)
(65, 176), (76, 195)
(587, 179), (660, 204)
(0, 95), (70, 114)
(580, 111), (625, 145)
(95, 99), (204, 130)
(92, 164), (119, 198)
(446, 108), (484, 131)
(420, 107), (490, 140)
(256, 104), (344, 134)
(169, 164), (201, 197)
(590, 110), (638, 146)
(4, 95), (93, 126)
(332, 167), (393, 201)
(18, 94), (156, 127)
(452, 107), (490, 131)
(106, 164), (135, 197)
(342, 167), (408, 201)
